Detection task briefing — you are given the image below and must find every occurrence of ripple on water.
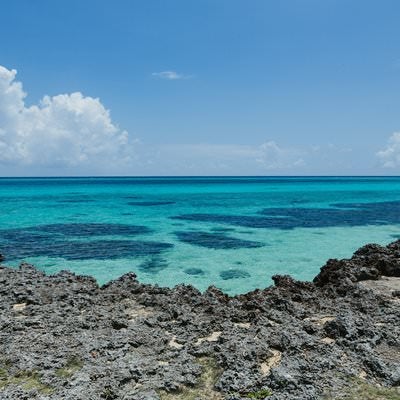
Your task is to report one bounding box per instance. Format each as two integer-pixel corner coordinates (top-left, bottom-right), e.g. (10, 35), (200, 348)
(57, 198), (95, 203)
(128, 201), (175, 206)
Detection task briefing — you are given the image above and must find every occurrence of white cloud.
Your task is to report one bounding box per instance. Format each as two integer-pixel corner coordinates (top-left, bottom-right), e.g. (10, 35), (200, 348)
(0, 65), (130, 171)
(151, 71), (189, 80)
(377, 132), (400, 168)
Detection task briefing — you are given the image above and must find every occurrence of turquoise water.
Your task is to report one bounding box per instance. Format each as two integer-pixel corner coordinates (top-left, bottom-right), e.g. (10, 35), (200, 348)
(1, 176), (400, 294)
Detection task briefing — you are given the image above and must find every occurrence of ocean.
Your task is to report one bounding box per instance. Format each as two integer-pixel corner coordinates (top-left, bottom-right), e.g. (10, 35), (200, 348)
(1, 176), (399, 294)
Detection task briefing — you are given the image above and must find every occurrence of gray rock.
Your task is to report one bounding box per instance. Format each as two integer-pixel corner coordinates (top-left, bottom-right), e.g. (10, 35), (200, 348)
(0, 241), (399, 399)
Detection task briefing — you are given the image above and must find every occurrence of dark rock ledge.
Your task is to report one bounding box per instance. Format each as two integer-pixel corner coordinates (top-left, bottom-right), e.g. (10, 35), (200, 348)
(0, 242), (400, 400)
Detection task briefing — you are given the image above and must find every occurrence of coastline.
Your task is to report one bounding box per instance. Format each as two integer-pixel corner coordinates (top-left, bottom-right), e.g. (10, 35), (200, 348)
(0, 241), (399, 399)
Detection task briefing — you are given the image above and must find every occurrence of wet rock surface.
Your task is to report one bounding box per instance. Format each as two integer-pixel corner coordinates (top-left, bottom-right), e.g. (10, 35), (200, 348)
(0, 241), (400, 399)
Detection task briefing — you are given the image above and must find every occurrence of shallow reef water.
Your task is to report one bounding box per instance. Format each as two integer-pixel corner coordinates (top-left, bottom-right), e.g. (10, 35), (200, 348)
(1, 177), (400, 294)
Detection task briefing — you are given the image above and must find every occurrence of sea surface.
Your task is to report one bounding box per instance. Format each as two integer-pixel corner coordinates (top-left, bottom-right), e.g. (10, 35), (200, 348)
(1, 176), (400, 294)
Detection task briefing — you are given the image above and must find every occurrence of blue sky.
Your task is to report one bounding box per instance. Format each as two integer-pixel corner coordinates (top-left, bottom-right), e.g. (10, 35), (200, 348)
(0, 0), (400, 175)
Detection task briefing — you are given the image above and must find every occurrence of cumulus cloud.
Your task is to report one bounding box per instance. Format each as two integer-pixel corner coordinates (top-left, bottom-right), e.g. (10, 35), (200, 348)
(377, 133), (400, 168)
(151, 71), (189, 80)
(0, 65), (130, 171)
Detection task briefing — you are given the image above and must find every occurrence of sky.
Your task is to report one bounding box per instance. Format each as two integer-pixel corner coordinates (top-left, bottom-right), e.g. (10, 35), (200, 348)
(0, 0), (400, 176)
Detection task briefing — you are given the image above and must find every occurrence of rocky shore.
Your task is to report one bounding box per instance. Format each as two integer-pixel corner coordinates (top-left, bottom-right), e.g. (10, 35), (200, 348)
(0, 241), (400, 399)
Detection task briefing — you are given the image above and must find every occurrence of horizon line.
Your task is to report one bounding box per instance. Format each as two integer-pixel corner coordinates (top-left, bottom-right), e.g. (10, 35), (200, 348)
(0, 175), (399, 179)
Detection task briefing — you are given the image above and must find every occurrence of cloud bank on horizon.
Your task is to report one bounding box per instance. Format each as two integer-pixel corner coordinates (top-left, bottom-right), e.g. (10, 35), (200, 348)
(0, 64), (396, 176)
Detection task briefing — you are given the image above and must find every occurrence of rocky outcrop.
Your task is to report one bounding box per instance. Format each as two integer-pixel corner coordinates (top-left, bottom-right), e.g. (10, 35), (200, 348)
(313, 242), (400, 294)
(0, 241), (399, 399)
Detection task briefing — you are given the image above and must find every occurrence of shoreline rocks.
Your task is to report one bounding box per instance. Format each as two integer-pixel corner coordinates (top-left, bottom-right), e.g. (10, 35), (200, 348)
(0, 241), (399, 399)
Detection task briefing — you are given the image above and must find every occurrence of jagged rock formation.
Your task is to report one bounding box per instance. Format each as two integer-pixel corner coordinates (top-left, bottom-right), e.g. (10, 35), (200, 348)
(0, 241), (399, 399)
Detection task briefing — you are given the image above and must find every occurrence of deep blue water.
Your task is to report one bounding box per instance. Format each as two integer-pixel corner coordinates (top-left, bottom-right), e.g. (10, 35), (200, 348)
(1, 176), (399, 294)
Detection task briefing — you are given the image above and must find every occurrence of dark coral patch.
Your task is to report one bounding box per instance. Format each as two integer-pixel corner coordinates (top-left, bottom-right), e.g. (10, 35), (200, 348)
(258, 201), (400, 228)
(28, 223), (151, 237)
(0, 239), (173, 261)
(0, 223), (171, 262)
(138, 257), (168, 274)
(184, 267), (205, 276)
(61, 240), (173, 260)
(0, 230), (55, 245)
(175, 231), (263, 249)
(220, 269), (251, 280)
(171, 200), (400, 230)
(0, 229), (56, 255)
